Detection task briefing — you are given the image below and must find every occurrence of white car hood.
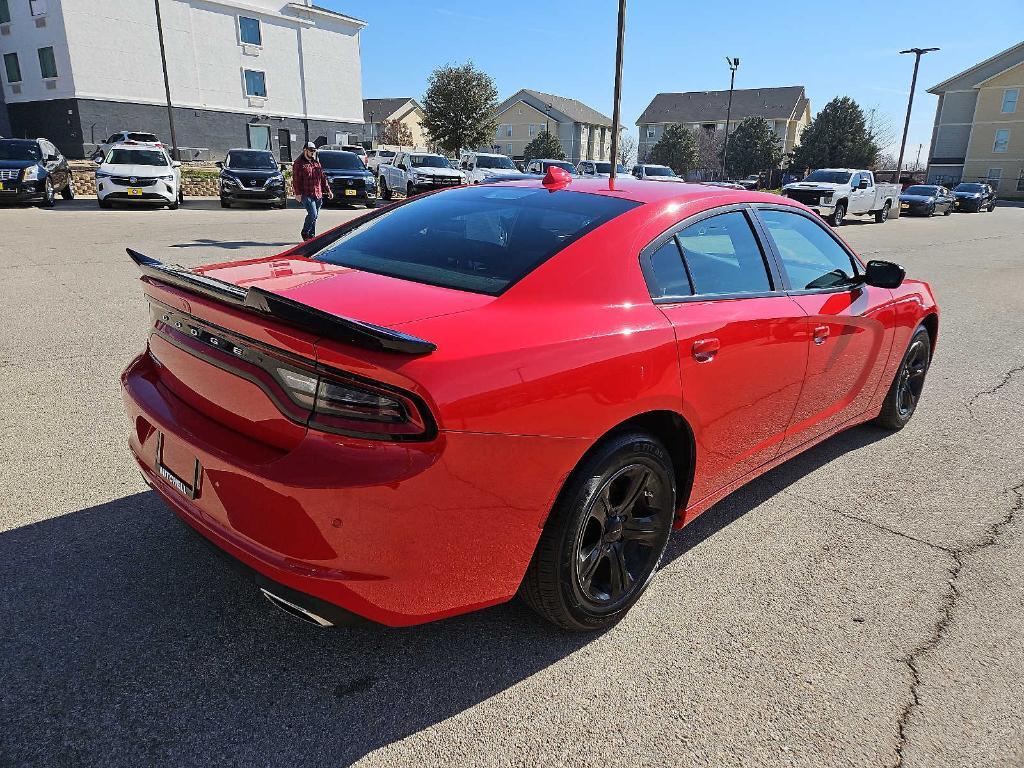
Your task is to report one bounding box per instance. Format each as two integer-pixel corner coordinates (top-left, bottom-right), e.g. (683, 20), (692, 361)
(646, 175), (683, 182)
(479, 168), (519, 177)
(784, 181), (843, 192)
(99, 163), (173, 178)
(412, 166), (461, 178)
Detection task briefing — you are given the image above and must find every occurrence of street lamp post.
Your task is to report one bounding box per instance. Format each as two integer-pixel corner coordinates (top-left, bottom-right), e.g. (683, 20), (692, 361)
(895, 47), (939, 185)
(721, 56), (740, 179)
(153, 0), (179, 159)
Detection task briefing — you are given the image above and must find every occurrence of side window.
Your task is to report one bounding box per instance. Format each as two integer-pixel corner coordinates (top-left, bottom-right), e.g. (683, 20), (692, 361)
(675, 211), (772, 296)
(850, 173), (860, 187)
(863, 173), (873, 187)
(758, 209), (859, 291)
(645, 238), (692, 299)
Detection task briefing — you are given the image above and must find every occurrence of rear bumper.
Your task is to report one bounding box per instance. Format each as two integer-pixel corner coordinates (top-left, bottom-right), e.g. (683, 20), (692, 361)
(121, 350), (585, 626)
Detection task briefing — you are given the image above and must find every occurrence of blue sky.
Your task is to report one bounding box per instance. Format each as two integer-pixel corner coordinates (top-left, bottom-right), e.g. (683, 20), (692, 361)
(326, 0), (1024, 158)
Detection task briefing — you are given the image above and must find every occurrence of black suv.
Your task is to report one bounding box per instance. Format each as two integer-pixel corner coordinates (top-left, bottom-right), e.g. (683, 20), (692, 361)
(952, 182), (997, 213)
(217, 149), (287, 208)
(0, 138), (73, 207)
(319, 150), (377, 207)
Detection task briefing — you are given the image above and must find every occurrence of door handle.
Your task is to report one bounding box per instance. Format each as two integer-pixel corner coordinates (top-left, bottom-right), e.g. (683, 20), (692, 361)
(692, 337), (720, 362)
(813, 325), (830, 345)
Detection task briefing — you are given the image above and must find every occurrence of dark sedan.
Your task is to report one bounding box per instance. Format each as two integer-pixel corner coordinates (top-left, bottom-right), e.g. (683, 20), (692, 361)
(899, 185), (954, 217)
(218, 149), (287, 208)
(952, 182), (997, 213)
(319, 150), (377, 207)
(0, 138), (73, 207)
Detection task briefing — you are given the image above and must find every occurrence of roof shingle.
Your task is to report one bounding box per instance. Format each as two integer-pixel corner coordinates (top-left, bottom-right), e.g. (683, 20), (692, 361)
(636, 86), (807, 126)
(498, 89), (613, 127)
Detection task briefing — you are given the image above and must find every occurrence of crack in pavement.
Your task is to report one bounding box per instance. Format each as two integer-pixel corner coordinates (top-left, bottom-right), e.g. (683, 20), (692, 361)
(891, 480), (1023, 768)
(965, 362), (1024, 420)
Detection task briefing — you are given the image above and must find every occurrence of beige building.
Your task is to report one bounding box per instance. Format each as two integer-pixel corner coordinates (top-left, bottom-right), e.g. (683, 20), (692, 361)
(362, 98), (427, 148)
(492, 89), (613, 163)
(926, 41), (1024, 195)
(636, 86), (811, 163)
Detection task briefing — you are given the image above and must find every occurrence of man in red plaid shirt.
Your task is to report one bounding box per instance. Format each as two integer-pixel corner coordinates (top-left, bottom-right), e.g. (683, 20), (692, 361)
(292, 142), (333, 240)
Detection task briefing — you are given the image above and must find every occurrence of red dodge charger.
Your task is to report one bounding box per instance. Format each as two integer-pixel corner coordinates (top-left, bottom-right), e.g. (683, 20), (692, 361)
(122, 170), (938, 631)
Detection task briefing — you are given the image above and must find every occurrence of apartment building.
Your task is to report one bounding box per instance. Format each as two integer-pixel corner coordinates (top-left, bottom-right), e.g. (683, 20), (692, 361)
(0, 0), (365, 159)
(926, 41), (1024, 194)
(636, 86), (811, 161)
(362, 97), (426, 148)
(492, 89), (613, 163)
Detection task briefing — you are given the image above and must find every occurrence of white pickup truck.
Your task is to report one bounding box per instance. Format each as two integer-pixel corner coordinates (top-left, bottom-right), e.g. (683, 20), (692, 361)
(377, 151), (466, 199)
(460, 152), (520, 184)
(781, 169), (900, 226)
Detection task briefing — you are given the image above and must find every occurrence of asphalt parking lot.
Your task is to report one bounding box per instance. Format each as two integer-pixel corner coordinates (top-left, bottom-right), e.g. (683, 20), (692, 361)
(1, 197), (1022, 768)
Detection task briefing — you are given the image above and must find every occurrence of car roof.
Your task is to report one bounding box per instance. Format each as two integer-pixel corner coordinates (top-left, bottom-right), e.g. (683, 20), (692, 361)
(0, 138), (38, 145)
(227, 147), (273, 153)
(482, 176), (785, 206)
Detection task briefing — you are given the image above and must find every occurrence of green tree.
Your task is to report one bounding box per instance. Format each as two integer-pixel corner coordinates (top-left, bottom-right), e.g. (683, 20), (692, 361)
(791, 96), (879, 171)
(725, 116), (783, 177)
(523, 130), (565, 162)
(648, 124), (698, 175)
(378, 118), (414, 147)
(421, 62), (499, 155)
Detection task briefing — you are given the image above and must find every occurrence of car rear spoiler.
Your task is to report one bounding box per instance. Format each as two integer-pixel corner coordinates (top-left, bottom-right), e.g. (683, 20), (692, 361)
(127, 248), (436, 355)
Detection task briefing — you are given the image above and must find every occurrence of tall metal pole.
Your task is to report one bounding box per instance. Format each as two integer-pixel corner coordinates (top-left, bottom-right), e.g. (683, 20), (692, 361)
(721, 57), (739, 179)
(153, 0), (179, 159)
(608, 0), (626, 181)
(895, 47), (938, 185)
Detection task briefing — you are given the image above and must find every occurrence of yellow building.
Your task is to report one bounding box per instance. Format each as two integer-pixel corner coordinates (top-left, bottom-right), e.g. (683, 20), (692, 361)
(927, 41), (1024, 196)
(362, 98), (427, 149)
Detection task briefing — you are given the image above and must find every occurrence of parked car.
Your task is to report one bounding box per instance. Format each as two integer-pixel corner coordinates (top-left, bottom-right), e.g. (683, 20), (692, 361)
(952, 182), (997, 212)
(782, 169), (900, 226)
(122, 178), (938, 631)
(631, 164), (680, 182)
(899, 185), (954, 217)
(739, 174), (761, 190)
(377, 151), (464, 199)
(702, 181), (745, 190)
(0, 137), (73, 207)
(96, 144), (182, 209)
(576, 160), (627, 178)
(366, 149), (396, 173)
(319, 150), (377, 207)
(217, 148), (286, 209)
(91, 131), (163, 161)
(524, 158), (579, 176)
(461, 152), (520, 183)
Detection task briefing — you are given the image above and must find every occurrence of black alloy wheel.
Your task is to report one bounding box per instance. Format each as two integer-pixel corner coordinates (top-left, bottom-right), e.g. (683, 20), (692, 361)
(520, 432), (675, 631)
(61, 175), (75, 200)
(876, 326), (931, 430)
(41, 178), (55, 208)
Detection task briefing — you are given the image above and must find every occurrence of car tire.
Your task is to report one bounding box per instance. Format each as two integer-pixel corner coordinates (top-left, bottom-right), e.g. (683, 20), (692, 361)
(927, 204), (935, 217)
(519, 431), (676, 631)
(275, 201), (287, 210)
(220, 197), (230, 209)
(988, 202), (996, 212)
(98, 198), (112, 209)
(61, 176), (75, 200)
(380, 178), (392, 200)
(829, 201), (846, 226)
(406, 183), (415, 198)
(874, 201), (890, 223)
(41, 178), (55, 208)
(875, 326), (932, 431)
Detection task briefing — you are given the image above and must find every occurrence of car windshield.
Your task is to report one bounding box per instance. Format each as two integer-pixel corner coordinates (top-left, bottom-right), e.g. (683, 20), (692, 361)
(477, 156), (516, 169)
(544, 161), (577, 174)
(319, 151), (365, 170)
(954, 183), (985, 193)
(127, 133), (158, 143)
(804, 170), (852, 184)
(410, 155), (449, 168)
(343, 146), (365, 155)
(644, 166), (675, 177)
(106, 149), (168, 166)
(0, 141), (41, 161)
(595, 163), (627, 174)
(904, 185), (938, 196)
(378, 151), (396, 159)
(226, 150), (277, 170)
(311, 186), (639, 295)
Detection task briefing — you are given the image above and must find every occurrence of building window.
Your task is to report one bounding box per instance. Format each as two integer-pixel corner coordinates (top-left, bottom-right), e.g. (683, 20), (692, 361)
(506, 143), (513, 155)
(28, 0), (46, 16)
(239, 16), (261, 46)
(0, 0), (11, 24)
(243, 69), (266, 97)
(37, 46), (56, 78)
(3, 52), (20, 83)
(505, 124), (512, 137)
(646, 125), (655, 140)
(528, 123), (537, 137)
(992, 129), (1009, 153)
(1002, 88), (1019, 114)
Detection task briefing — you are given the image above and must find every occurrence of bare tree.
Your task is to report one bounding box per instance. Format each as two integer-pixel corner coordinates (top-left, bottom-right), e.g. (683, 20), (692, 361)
(694, 127), (725, 178)
(617, 132), (637, 167)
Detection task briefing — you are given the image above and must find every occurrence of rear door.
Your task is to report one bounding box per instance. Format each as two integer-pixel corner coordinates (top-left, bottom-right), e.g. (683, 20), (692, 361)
(644, 206), (810, 504)
(753, 205), (895, 451)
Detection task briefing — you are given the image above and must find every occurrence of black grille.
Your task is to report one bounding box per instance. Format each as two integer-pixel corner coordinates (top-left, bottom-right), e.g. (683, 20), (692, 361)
(786, 188), (831, 206)
(112, 177), (158, 187)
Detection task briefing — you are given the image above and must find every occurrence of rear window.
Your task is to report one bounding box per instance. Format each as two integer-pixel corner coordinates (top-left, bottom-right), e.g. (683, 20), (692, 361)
(106, 149), (168, 166)
(319, 151), (365, 170)
(904, 185), (938, 195)
(311, 186), (639, 295)
(127, 133), (158, 142)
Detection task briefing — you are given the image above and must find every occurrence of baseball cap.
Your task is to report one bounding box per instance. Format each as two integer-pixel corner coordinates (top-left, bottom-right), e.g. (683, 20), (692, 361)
(305, 141), (317, 150)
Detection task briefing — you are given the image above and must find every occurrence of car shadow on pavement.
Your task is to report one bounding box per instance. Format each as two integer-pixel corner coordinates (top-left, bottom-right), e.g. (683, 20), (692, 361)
(169, 237), (296, 250)
(0, 424), (888, 767)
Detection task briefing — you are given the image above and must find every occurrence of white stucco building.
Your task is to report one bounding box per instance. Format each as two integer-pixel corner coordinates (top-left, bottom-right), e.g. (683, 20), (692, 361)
(0, 0), (365, 158)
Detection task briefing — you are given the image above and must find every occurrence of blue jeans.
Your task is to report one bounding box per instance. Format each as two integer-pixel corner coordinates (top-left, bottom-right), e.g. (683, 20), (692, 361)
(300, 195), (323, 240)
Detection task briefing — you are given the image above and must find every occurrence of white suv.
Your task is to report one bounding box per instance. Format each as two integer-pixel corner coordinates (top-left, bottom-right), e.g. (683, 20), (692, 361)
(95, 144), (182, 209)
(91, 131), (163, 161)
(460, 152), (520, 183)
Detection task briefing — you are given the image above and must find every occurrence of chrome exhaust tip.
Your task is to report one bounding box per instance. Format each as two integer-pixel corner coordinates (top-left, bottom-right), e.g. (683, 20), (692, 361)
(260, 587), (334, 627)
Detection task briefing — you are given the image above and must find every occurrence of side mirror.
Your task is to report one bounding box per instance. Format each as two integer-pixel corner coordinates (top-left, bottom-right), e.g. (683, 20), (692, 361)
(172, 161), (181, 168)
(863, 259), (905, 289)
(858, 178), (869, 189)
(93, 156), (103, 165)
(215, 161), (223, 168)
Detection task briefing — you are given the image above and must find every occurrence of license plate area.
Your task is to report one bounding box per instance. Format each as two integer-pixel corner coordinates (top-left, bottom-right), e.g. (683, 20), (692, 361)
(128, 187), (143, 196)
(344, 188), (357, 196)
(0, 182), (9, 191)
(156, 432), (201, 500)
